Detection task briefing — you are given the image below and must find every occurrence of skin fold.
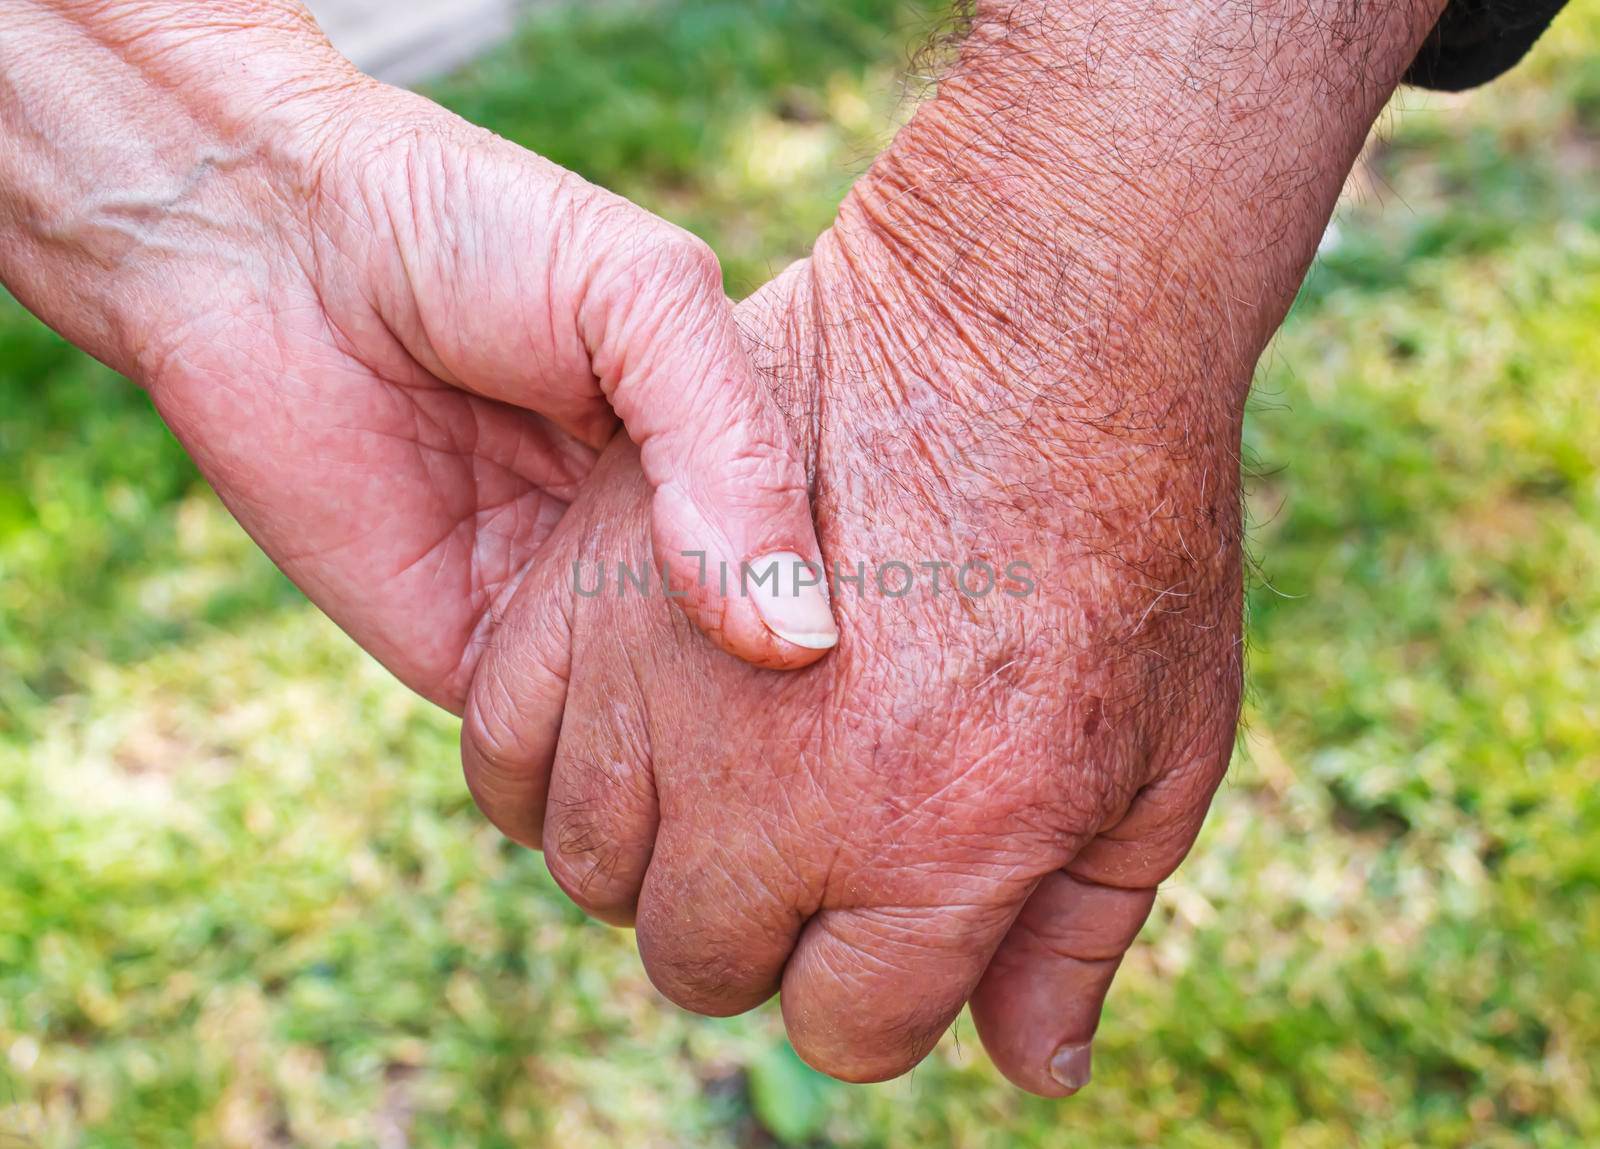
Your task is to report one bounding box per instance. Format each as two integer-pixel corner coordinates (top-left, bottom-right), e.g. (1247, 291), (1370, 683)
(0, 0), (834, 713)
(463, 0), (1448, 1096)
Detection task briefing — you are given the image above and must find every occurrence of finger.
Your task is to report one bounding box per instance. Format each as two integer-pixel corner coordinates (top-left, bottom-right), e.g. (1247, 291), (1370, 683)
(540, 670), (659, 928)
(973, 725), (1235, 1097)
(459, 543), (576, 851)
(632, 818), (810, 1018)
(571, 209), (837, 670)
(969, 873), (1156, 1097)
(369, 137), (834, 670)
(778, 889), (1027, 1084)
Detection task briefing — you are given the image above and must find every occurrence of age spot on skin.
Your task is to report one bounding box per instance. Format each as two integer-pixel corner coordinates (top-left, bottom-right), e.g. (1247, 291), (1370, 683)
(1082, 696), (1103, 738)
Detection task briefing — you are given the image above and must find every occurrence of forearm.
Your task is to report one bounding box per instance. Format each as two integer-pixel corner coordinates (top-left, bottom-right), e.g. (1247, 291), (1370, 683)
(837, 0), (1447, 408)
(0, 0), (362, 375)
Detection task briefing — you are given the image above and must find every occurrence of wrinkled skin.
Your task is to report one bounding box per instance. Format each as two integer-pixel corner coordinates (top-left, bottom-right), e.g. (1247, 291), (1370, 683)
(463, 0), (1446, 1092)
(7, 0), (1445, 1100)
(1, 8), (827, 712)
(464, 179), (1247, 1094)
(137, 88), (826, 708)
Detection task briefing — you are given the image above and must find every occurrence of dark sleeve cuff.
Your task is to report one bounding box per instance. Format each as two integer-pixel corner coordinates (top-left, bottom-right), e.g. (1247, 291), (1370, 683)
(1405, 0), (1569, 91)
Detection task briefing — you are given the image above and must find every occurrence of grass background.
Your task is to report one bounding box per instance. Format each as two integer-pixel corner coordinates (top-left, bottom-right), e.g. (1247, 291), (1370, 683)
(2, 1), (1598, 1144)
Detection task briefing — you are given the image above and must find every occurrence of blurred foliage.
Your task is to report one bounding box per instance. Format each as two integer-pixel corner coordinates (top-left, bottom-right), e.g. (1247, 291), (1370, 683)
(429, 0), (950, 291)
(1, 0), (1598, 1145)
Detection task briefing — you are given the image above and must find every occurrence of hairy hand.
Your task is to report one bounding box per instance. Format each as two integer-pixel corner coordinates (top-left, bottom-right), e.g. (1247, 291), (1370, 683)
(460, 0), (1447, 1092)
(462, 192), (1246, 1094)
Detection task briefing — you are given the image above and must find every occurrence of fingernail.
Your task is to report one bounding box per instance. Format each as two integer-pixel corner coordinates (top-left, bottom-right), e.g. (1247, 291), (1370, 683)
(747, 551), (838, 650)
(1049, 1042), (1093, 1094)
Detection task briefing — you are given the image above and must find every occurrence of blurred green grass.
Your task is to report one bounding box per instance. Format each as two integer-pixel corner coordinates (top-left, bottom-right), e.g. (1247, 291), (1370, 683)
(2, 0), (1598, 1144)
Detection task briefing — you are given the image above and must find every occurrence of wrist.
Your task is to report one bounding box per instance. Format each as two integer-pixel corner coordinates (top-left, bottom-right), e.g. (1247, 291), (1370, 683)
(832, 0), (1446, 413)
(0, 2), (369, 378)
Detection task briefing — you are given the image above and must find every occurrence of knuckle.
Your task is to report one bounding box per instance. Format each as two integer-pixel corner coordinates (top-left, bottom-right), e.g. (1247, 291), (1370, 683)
(459, 676), (527, 778)
(458, 685), (548, 843)
(541, 756), (652, 924)
(651, 225), (723, 292)
(600, 214), (723, 302)
(789, 1002), (944, 1084)
(784, 910), (980, 1081)
(796, 1046), (925, 1086)
(1014, 916), (1128, 967)
(543, 817), (618, 903)
(584, 217), (730, 387)
(639, 934), (774, 1018)
(694, 441), (809, 511)
(1024, 878), (1155, 964)
(632, 850), (795, 1017)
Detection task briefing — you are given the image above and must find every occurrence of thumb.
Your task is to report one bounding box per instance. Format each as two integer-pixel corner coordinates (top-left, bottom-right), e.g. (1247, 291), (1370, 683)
(969, 870), (1155, 1097)
(358, 129), (835, 670)
(970, 743), (1230, 1097)
(575, 213), (836, 668)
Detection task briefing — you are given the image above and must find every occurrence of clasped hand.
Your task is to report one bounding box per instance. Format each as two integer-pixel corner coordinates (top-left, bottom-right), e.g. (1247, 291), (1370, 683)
(9, 0), (1442, 1098)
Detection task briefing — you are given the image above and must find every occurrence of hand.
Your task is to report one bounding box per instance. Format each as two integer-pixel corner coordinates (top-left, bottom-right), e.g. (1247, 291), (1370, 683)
(463, 205), (1246, 1092)
(0, 2), (836, 711)
(461, 0), (1444, 1093)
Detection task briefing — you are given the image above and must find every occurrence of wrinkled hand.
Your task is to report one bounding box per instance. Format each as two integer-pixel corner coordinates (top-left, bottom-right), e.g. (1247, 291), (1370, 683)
(0, 5), (834, 711)
(144, 86), (835, 707)
(460, 0), (1441, 1093)
(462, 171), (1246, 1094)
